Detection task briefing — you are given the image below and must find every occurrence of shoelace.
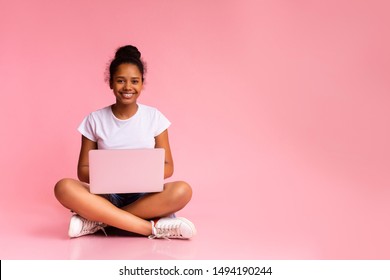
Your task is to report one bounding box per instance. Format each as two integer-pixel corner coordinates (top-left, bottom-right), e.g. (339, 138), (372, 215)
(80, 219), (107, 237)
(148, 221), (181, 240)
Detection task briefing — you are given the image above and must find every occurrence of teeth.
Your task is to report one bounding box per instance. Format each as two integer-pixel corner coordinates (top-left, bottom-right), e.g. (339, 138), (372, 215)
(123, 93), (133, 98)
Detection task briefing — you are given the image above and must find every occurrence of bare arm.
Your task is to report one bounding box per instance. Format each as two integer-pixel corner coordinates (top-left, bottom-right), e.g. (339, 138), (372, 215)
(77, 135), (98, 183)
(155, 129), (174, 179)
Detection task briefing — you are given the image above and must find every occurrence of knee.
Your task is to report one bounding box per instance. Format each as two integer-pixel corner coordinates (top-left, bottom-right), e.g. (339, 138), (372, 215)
(170, 181), (192, 206)
(54, 178), (75, 201)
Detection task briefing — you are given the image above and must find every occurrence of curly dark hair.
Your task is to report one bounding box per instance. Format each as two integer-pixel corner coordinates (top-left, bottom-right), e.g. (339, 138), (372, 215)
(106, 45), (147, 85)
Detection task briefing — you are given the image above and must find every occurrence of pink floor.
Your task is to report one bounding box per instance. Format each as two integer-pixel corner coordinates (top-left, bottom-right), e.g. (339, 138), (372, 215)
(2, 178), (390, 260)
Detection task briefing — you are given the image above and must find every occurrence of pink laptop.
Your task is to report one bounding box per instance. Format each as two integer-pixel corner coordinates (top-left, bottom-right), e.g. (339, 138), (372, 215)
(88, 148), (165, 194)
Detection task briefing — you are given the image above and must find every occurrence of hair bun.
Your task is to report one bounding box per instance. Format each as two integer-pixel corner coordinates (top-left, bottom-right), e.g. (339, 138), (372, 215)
(115, 45), (141, 60)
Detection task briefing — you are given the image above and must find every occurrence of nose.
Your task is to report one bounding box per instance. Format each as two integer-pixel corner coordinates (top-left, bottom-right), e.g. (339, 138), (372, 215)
(124, 81), (132, 90)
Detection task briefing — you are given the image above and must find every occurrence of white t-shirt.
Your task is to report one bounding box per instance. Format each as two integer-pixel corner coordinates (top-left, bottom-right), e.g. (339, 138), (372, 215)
(78, 103), (171, 150)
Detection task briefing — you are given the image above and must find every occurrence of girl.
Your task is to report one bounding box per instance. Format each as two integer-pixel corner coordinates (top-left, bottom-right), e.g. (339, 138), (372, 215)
(54, 45), (196, 239)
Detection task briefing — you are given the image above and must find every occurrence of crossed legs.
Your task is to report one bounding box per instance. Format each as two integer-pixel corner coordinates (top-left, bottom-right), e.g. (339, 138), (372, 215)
(54, 178), (192, 236)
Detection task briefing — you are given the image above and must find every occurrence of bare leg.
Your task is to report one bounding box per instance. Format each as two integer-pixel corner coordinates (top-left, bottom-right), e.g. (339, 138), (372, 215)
(54, 179), (193, 236)
(54, 178), (152, 235)
(122, 181), (192, 219)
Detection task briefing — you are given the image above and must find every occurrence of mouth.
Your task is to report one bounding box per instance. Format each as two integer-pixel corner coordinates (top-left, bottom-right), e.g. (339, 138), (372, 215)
(121, 92), (135, 99)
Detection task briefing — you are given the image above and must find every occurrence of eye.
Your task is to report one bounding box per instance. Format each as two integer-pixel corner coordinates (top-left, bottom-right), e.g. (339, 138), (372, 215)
(131, 80), (139, 85)
(116, 79), (125, 84)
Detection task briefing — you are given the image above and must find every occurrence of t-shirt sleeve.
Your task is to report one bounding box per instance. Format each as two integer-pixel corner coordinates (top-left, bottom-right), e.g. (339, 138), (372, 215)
(77, 114), (97, 142)
(154, 110), (171, 137)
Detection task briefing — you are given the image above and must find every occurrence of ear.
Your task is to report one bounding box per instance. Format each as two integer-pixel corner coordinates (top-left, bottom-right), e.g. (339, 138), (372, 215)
(109, 80), (113, 89)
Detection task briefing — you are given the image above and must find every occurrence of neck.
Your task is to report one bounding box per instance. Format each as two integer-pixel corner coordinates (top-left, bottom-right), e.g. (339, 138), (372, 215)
(111, 102), (138, 120)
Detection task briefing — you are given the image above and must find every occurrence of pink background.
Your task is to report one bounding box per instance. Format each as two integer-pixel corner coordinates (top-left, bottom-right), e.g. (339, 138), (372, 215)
(1, 0), (390, 259)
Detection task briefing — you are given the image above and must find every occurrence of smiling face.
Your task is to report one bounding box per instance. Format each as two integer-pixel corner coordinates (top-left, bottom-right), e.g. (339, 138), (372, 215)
(110, 63), (143, 106)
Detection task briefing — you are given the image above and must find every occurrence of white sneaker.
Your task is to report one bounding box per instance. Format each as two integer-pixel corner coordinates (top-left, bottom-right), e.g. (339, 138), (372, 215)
(149, 217), (196, 239)
(68, 215), (107, 238)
